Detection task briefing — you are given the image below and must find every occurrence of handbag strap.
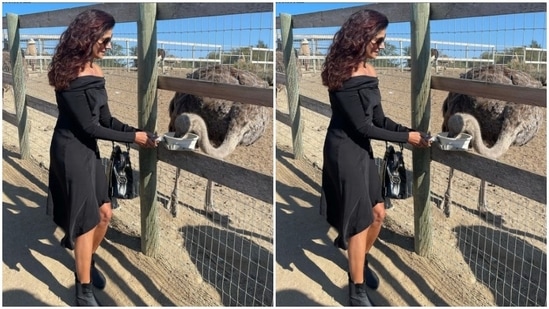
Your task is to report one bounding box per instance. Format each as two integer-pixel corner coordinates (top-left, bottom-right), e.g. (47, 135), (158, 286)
(111, 141), (131, 152)
(109, 117), (130, 152)
(385, 141), (404, 152)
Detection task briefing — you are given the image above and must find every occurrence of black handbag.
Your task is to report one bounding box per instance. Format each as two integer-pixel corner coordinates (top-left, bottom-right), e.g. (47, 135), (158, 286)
(381, 142), (411, 201)
(109, 142), (139, 200)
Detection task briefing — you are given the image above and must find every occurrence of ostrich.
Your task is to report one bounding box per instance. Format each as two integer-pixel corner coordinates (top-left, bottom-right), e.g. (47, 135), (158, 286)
(157, 48), (166, 61)
(2, 51), (12, 95)
(25, 38), (37, 71)
(2, 50), (28, 95)
(431, 48), (440, 72)
(406, 48), (439, 69)
(441, 64), (544, 217)
(167, 64), (270, 216)
(430, 48), (439, 63)
(299, 38), (310, 71)
(133, 48), (166, 68)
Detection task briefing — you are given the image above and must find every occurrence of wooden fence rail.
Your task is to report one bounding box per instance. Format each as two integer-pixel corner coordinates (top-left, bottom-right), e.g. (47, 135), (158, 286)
(157, 76), (273, 108)
(3, 3), (272, 28)
(3, 2), (274, 257)
(276, 2), (547, 256)
(273, 76), (546, 206)
(1, 77), (274, 206)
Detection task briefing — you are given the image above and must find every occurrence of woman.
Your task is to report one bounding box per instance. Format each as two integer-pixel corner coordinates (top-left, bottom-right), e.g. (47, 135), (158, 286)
(46, 9), (157, 306)
(319, 9), (431, 306)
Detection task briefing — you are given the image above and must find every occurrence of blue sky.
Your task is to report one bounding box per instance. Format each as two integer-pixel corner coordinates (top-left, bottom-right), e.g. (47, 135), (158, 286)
(2, 2), (92, 15)
(2, 2), (273, 59)
(2, 2), (546, 59)
(276, 2), (547, 59)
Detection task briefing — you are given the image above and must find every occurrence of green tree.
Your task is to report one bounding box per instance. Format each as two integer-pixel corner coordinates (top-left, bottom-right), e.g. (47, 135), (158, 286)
(94, 41), (127, 67)
(481, 40), (546, 65)
(373, 42), (399, 67)
(403, 46), (411, 56)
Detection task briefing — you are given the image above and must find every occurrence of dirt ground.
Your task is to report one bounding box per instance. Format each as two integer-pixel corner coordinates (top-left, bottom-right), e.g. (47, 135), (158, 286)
(2, 68), (273, 306)
(275, 68), (546, 306)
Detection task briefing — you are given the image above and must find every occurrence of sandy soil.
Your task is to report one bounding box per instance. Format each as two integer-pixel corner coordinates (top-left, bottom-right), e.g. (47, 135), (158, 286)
(2, 67), (273, 306)
(2, 64), (546, 307)
(275, 67), (546, 306)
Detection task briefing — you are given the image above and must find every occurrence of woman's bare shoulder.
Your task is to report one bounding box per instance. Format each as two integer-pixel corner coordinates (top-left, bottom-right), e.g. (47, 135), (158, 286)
(363, 62), (377, 77)
(351, 62), (377, 78)
(78, 63), (104, 77)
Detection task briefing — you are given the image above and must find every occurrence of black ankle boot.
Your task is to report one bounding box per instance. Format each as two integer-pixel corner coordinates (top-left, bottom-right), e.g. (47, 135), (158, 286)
(349, 280), (374, 306)
(91, 256), (106, 290)
(364, 258), (379, 290)
(75, 280), (100, 306)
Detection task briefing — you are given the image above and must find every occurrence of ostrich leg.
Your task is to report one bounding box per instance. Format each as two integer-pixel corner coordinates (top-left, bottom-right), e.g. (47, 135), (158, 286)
(169, 168), (181, 217)
(205, 179), (215, 213)
(478, 179), (489, 216)
(442, 168), (455, 217)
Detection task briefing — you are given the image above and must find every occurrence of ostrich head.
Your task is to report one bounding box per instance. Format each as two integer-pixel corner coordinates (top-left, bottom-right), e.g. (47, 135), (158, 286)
(446, 112), (518, 160)
(446, 113), (469, 138)
(171, 112), (243, 159)
(173, 113), (193, 138)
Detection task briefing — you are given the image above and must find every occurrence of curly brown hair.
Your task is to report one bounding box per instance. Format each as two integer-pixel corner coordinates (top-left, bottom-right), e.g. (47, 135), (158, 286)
(48, 9), (115, 91)
(321, 9), (388, 91)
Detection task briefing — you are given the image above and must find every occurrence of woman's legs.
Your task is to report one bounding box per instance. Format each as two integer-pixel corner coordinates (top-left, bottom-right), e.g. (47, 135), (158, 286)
(348, 227), (368, 284)
(360, 201), (386, 291)
(348, 202), (386, 283)
(365, 202), (386, 255)
(74, 202), (111, 282)
(74, 202), (111, 294)
(90, 202), (112, 290)
(74, 228), (98, 306)
(93, 203), (112, 253)
(347, 228), (373, 306)
(74, 227), (96, 284)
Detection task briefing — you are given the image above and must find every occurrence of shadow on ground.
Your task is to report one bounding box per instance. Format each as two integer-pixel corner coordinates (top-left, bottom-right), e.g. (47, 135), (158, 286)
(2, 145), (175, 306)
(180, 224), (274, 306)
(275, 146), (451, 306)
(454, 224), (547, 306)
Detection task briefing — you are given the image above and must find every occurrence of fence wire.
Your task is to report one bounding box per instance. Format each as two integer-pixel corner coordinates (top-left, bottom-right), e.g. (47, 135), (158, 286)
(278, 10), (546, 306)
(4, 8), (274, 306)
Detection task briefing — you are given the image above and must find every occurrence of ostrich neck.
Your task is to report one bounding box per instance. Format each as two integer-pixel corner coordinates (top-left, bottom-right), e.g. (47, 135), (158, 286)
(462, 114), (516, 160)
(189, 114), (243, 159)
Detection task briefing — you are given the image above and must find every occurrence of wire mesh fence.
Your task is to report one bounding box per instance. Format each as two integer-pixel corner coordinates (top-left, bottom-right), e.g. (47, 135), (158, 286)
(3, 4), (274, 306)
(277, 5), (546, 306)
(6, 9), (275, 83)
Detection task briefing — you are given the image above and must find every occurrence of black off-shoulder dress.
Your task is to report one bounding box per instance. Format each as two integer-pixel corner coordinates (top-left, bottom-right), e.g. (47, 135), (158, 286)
(46, 76), (137, 250)
(320, 76), (411, 250)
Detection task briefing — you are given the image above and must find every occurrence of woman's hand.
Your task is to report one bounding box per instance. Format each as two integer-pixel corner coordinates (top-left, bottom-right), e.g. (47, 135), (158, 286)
(407, 131), (431, 148)
(134, 131), (158, 148)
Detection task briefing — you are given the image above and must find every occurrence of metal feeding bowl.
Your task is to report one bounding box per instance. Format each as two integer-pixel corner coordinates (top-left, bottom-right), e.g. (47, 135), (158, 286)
(436, 132), (472, 151)
(162, 132), (199, 151)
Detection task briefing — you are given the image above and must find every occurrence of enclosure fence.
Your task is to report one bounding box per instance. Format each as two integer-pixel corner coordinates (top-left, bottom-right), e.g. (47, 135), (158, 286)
(279, 33), (547, 74)
(277, 2), (546, 306)
(3, 2), (273, 306)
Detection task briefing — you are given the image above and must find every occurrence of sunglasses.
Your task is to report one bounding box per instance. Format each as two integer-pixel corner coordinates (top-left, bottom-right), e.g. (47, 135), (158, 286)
(97, 37), (112, 46)
(371, 37), (386, 46)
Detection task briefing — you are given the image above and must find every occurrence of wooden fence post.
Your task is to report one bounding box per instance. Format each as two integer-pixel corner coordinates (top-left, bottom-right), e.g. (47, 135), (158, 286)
(410, 3), (432, 256)
(7, 13), (30, 160)
(137, 2), (159, 257)
(280, 13), (304, 159)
